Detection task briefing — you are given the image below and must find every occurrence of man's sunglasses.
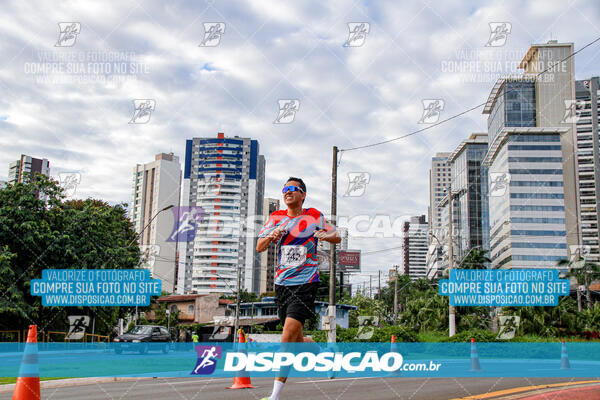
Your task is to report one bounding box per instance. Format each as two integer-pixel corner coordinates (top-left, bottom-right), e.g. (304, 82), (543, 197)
(282, 185), (304, 194)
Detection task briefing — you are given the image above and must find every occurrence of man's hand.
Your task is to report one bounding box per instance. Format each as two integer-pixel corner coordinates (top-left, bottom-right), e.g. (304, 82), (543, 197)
(257, 227), (287, 252)
(314, 228), (341, 244)
(268, 227), (286, 242)
(314, 229), (327, 240)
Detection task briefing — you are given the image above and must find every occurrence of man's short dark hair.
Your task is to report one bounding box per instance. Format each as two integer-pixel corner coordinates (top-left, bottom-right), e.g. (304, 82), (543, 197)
(286, 177), (306, 193)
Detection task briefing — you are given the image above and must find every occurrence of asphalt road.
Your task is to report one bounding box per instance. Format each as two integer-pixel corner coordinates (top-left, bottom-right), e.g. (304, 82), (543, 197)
(2, 377), (599, 400)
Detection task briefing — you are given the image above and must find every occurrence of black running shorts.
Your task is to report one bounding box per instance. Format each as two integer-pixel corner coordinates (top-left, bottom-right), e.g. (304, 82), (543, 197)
(274, 282), (318, 325)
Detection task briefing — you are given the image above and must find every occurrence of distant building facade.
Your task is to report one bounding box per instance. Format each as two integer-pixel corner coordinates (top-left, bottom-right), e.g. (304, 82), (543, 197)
(8, 154), (50, 183)
(129, 152), (182, 293)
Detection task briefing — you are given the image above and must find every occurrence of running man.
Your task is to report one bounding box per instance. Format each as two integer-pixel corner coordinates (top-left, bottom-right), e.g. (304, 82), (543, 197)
(257, 177), (340, 400)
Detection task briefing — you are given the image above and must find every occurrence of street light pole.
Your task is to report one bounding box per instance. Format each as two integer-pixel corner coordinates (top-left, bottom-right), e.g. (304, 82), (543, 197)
(129, 204), (174, 324)
(447, 184), (456, 337)
(234, 264), (242, 343)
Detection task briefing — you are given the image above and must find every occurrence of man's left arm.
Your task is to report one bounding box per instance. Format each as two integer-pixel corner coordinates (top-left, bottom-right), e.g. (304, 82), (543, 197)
(314, 211), (341, 244)
(315, 229), (341, 243)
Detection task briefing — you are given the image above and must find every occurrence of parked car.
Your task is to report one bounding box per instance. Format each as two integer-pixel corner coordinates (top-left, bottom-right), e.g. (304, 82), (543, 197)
(113, 325), (171, 354)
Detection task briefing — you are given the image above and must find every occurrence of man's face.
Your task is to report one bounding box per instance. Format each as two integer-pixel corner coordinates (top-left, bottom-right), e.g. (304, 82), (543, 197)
(283, 180), (306, 207)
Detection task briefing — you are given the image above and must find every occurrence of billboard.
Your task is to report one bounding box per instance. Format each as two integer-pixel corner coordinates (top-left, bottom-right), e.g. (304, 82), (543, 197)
(338, 250), (361, 272)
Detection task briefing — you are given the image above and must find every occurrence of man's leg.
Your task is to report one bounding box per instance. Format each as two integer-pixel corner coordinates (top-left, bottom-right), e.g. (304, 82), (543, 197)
(276, 317), (304, 383)
(264, 317), (303, 400)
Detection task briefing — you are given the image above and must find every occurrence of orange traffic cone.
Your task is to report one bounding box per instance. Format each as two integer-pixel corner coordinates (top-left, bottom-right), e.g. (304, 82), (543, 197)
(389, 335), (401, 376)
(227, 329), (255, 389)
(12, 325), (40, 400)
(470, 338), (481, 372)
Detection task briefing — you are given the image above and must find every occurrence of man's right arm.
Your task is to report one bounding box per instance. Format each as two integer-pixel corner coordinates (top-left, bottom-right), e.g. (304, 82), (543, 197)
(256, 227), (285, 252)
(256, 236), (272, 253)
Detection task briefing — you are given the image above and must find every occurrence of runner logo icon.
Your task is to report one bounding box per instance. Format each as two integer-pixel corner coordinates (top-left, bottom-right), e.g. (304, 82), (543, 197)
(192, 345), (222, 375)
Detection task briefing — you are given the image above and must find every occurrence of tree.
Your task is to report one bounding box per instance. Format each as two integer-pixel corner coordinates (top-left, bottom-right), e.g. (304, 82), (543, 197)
(224, 289), (259, 303)
(400, 290), (448, 333)
(458, 248), (491, 269)
(0, 175), (141, 334)
(558, 257), (600, 311)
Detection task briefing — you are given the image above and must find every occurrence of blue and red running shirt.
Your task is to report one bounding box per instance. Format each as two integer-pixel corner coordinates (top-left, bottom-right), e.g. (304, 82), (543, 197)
(258, 208), (336, 286)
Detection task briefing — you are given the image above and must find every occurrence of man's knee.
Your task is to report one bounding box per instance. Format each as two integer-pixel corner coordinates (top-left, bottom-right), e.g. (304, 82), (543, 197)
(281, 317), (303, 342)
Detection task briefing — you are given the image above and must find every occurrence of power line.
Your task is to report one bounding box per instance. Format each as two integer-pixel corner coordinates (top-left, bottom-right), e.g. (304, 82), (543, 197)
(340, 36), (600, 153)
(361, 245), (404, 255)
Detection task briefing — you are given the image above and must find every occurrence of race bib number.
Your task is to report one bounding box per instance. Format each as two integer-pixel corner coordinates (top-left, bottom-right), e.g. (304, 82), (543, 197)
(280, 246), (307, 267)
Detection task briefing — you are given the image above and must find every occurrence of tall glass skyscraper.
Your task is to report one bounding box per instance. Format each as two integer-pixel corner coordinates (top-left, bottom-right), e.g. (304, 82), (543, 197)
(447, 133), (489, 261)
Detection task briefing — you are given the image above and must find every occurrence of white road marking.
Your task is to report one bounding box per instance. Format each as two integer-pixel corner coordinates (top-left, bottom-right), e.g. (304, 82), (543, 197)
(296, 376), (380, 384)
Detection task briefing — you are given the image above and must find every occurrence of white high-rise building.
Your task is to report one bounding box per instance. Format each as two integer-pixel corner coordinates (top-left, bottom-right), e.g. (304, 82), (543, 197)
(177, 133), (265, 295)
(574, 77), (600, 261)
(129, 153), (182, 293)
(482, 41), (579, 269)
(429, 153), (451, 239)
(403, 215), (428, 279)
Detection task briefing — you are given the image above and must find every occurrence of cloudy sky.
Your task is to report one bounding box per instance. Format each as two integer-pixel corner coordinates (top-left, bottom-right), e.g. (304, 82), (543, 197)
(2, 0), (600, 290)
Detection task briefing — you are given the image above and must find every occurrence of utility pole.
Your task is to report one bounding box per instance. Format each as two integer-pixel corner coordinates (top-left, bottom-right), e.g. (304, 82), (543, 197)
(393, 264), (398, 323)
(378, 270), (381, 300)
(369, 275), (372, 298)
(234, 264), (242, 342)
(328, 146), (338, 343)
(447, 184), (456, 337)
(339, 270), (344, 300)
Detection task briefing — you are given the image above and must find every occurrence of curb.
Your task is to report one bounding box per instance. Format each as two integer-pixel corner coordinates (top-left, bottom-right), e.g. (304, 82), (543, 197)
(0, 377), (154, 394)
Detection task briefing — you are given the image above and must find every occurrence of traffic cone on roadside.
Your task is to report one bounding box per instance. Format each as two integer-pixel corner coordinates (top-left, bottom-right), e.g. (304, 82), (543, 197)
(227, 329), (255, 389)
(470, 338), (481, 372)
(389, 335), (402, 377)
(560, 341), (571, 370)
(12, 325), (40, 400)
(390, 335), (398, 352)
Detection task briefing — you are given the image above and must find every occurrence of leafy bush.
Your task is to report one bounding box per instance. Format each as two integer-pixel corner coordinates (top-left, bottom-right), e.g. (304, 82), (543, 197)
(579, 303), (600, 331)
(308, 325), (417, 343)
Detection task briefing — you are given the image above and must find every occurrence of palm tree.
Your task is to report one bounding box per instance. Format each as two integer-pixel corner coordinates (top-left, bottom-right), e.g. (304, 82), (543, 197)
(458, 248), (491, 269)
(557, 258), (600, 311)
